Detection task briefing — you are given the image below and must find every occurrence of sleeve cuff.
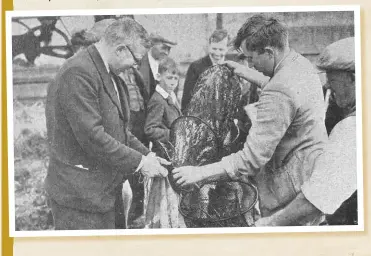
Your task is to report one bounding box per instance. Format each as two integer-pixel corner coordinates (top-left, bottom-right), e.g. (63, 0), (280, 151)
(219, 155), (240, 181)
(134, 155), (145, 173)
(135, 152), (156, 173)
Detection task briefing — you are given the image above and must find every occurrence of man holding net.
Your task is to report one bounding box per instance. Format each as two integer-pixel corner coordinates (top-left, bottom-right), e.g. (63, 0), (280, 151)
(45, 19), (169, 230)
(173, 14), (328, 224)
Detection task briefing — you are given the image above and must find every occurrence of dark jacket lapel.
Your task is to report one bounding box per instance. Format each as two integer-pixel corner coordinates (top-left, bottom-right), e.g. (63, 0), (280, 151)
(165, 95), (182, 116)
(203, 55), (213, 68)
(87, 45), (126, 121)
(132, 67), (150, 106)
(112, 74), (131, 122)
(139, 53), (151, 97)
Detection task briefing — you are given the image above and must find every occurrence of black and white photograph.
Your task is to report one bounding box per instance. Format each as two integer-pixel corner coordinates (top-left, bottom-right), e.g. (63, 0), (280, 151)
(6, 5), (363, 237)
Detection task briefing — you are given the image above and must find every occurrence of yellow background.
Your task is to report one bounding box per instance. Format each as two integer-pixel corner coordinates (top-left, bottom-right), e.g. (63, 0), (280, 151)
(2, 0), (370, 255)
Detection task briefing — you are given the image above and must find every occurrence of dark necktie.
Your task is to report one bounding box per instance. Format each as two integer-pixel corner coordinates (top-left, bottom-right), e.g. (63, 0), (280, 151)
(110, 70), (129, 122)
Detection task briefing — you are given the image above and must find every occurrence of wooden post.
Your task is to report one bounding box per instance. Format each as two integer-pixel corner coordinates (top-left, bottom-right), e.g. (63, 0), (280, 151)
(216, 13), (223, 29)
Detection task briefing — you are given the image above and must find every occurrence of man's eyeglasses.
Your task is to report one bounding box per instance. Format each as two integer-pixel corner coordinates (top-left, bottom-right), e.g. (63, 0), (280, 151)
(125, 45), (140, 64)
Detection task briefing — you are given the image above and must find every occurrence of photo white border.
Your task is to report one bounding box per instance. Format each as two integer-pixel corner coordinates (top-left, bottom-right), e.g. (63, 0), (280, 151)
(6, 5), (363, 238)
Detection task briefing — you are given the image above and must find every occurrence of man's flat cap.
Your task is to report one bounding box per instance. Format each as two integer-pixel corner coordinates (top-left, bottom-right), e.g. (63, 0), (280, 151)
(316, 37), (355, 72)
(149, 33), (177, 47)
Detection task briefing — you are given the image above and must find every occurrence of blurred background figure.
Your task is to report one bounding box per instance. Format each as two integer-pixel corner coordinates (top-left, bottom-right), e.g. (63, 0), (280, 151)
(139, 33), (178, 102)
(181, 29), (231, 111)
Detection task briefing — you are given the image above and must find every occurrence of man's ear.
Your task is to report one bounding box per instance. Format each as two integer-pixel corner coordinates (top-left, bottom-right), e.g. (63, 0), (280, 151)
(264, 47), (275, 58)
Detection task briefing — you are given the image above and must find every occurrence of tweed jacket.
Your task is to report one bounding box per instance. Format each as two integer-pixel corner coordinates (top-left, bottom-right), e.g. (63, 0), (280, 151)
(45, 45), (150, 213)
(220, 49), (329, 217)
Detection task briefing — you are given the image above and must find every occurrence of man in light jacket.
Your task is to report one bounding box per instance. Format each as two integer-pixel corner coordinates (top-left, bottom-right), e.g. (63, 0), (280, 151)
(255, 37), (358, 226)
(173, 14), (328, 222)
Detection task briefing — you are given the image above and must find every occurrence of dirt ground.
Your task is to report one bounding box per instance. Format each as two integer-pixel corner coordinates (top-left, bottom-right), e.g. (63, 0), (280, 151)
(13, 99), (54, 231)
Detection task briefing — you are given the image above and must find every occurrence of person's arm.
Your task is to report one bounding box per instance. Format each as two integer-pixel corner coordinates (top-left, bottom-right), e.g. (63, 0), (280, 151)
(127, 130), (150, 156)
(173, 87), (297, 186)
(144, 99), (169, 143)
(256, 117), (357, 226)
(224, 61), (270, 89)
(255, 192), (322, 226)
(300, 117), (357, 215)
(181, 63), (198, 111)
(219, 87), (296, 180)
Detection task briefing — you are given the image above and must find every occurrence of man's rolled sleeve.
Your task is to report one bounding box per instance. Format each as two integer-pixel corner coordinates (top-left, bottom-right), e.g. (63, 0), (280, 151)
(220, 87), (296, 179)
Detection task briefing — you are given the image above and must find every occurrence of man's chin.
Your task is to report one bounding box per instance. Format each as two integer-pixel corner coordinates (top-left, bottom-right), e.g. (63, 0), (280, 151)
(211, 57), (222, 63)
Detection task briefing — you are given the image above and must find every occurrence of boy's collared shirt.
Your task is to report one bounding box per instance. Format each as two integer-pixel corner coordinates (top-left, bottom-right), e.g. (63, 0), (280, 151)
(155, 85), (181, 110)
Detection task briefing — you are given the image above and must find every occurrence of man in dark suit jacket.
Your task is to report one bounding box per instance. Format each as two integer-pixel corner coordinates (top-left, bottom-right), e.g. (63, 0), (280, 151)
(181, 29), (230, 111)
(139, 34), (177, 102)
(45, 19), (168, 230)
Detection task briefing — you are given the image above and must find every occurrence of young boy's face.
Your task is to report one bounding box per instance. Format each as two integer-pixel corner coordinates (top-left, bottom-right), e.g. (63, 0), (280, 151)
(208, 38), (228, 64)
(158, 70), (179, 93)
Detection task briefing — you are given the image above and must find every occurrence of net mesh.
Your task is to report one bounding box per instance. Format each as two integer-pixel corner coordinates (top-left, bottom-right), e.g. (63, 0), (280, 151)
(159, 65), (258, 227)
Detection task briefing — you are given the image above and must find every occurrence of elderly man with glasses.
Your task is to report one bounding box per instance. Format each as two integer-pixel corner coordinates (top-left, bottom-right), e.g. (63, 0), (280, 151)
(45, 19), (169, 230)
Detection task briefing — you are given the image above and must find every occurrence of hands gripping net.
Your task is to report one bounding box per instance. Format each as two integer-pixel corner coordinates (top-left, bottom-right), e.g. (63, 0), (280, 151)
(157, 65), (258, 228)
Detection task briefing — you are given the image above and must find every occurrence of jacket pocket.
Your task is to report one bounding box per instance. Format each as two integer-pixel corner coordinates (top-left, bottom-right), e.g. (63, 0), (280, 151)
(257, 152), (306, 213)
(270, 160), (299, 208)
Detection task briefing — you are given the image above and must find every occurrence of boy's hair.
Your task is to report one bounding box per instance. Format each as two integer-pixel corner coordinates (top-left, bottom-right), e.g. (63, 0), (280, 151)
(158, 57), (180, 75)
(234, 14), (289, 54)
(209, 29), (230, 44)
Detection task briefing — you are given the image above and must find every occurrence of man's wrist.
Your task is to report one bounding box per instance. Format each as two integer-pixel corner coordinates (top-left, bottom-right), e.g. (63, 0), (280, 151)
(201, 162), (230, 183)
(242, 69), (269, 88)
(134, 155), (146, 173)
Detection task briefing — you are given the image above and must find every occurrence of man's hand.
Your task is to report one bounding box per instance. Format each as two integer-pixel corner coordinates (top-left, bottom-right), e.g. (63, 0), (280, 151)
(223, 60), (269, 88)
(156, 156), (172, 166)
(172, 166), (206, 187)
(140, 154), (168, 178)
(172, 163), (229, 187)
(223, 60), (250, 79)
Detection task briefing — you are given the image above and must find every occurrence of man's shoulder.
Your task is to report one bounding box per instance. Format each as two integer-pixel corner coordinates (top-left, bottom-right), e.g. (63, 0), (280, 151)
(267, 55), (321, 95)
(330, 115), (357, 141)
(58, 48), (93, 76)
